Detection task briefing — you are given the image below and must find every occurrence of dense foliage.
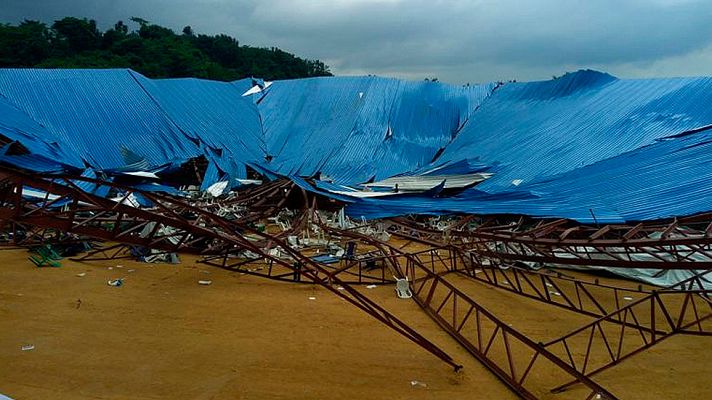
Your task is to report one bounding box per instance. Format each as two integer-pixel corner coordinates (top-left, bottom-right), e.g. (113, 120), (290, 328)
(0, 17), (332, 81)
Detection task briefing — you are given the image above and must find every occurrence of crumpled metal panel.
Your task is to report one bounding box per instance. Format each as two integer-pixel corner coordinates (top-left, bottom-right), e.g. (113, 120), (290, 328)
(134, 74), (265, 179)
(258, 76), (496, 184)
(439, 70), (712, 192)
(0, 69), (198, 169)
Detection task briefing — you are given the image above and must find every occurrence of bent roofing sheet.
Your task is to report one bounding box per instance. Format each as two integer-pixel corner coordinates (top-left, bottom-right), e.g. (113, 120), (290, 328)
(258, 76), (496, 184)
(134, 74), (266, 177)
(438, 70), (712, 192)
(0, 69), (198, 169)
(2, 68), (712, 224)
(521, 127), (712, 222)
(0, 96), (80, 165)
(345, 122), (712, 223)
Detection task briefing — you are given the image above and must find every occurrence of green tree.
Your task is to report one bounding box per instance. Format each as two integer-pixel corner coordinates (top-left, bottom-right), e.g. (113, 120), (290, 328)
(0, 17), (332, 81)
(51, 17), (102, 54)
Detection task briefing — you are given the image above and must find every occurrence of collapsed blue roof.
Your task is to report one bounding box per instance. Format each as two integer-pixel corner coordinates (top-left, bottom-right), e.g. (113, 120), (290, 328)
(1, 68), (712, 223)
(258, 76), (496, 183)
(0, 69), (197, 169)
(345, 70), (712, 222)
(133, 74), (265, 180)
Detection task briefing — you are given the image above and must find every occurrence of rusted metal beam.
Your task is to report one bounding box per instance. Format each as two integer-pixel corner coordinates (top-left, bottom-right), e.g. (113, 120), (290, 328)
(314, 215), (617, 400)
(0, 166), (460, 370)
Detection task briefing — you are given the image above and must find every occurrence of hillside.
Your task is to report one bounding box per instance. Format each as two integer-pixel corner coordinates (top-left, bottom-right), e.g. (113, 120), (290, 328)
(0, 17), (332, 81)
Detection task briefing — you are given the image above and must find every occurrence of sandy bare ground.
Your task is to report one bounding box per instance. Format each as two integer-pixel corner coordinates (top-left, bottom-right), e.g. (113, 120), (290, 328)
(0, 248), (710, 399)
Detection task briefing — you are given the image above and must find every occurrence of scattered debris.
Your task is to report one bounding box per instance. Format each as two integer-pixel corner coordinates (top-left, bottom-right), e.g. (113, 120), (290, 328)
(107, 279), (123, 287)
(395, 278), (412, 299)
(1, 152), (710, 400)
(28, 245), (62, 267)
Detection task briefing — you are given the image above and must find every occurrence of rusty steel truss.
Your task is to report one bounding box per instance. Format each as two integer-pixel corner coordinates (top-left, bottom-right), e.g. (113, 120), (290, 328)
(388, 216), (712, 269)
(312, 215), (617, 400)
(0, 166), (460, 369)
(3, 166), (712, 400)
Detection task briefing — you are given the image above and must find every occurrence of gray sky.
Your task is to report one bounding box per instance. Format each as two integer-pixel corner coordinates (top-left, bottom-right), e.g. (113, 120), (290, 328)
(3, 0), (712, 84)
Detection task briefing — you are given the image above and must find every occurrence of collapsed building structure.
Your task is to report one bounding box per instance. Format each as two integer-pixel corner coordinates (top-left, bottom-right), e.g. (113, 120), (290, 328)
(0, 68), (711, 399)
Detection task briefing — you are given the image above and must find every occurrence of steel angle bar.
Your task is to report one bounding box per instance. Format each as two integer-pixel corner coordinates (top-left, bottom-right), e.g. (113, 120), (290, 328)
(544, 270), (712, 393)
(0, 166), (460, 370)
(315, 216), (616, 400)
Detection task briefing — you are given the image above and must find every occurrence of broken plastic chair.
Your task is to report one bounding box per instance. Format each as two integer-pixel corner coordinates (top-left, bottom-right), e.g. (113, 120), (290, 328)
(28, 245), (62, 267)
(395, 277), (412, 299)
(29, 253), (61, 267)
(345, 241), (356, 259)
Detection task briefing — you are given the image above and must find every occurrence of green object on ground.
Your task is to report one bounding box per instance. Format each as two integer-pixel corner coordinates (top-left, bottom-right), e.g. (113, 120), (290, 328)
(28, 245), (63, 267)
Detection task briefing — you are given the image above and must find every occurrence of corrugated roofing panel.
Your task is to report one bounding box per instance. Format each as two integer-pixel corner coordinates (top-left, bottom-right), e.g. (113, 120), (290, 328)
(135, 74), (266, 177)
(0, 69), (199, 169)
(438, 70), (712, 192)
(258, 76), (496, 184)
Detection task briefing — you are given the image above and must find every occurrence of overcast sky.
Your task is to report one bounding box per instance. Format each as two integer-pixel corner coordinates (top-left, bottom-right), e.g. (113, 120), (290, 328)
(3, 0), (712, 84)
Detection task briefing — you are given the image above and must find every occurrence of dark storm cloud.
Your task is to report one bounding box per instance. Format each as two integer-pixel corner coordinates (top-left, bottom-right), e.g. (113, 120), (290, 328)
(2, 0), (712, 83)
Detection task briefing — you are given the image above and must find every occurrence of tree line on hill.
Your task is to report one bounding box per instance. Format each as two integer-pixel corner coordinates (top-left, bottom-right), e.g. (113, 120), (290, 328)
(0, 17), (332, 81)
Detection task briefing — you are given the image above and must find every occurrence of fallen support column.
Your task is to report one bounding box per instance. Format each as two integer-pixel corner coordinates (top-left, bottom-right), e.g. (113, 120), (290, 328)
(0, 166), (461, 370)
(315, 215), (618, 400)
(544, 270), (712, 393)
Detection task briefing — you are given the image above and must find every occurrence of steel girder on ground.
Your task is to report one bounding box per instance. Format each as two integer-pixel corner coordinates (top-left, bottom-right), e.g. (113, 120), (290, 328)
(0, 166), (460, 369)
(344, 217), (712, 399)
(542, 271), (712, 393)
(312, 215), (618, 400)
(3, 166), (712, 400)
(430, 244), (712, 394)
(388, 216), (712, 270)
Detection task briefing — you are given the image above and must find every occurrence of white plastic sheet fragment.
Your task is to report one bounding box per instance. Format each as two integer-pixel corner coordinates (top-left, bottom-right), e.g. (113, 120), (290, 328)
(206, 181), (229, 197)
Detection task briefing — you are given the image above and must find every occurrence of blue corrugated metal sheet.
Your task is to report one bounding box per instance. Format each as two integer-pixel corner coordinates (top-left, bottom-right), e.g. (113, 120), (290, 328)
(438, 70), (712, 192)
(344, 71), (712, 222)
(2, 68), (712, 224)
(0, 96), (81, 165)
(134, 74), (265, 179)
(0, 69), (198, 169)
(258, 76), (496, 183)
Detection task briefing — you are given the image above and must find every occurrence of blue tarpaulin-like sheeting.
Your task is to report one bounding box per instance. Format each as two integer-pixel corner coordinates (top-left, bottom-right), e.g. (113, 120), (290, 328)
(258, 76), (497, 183)
(2, 68), (712, 224)
(133, 74), (265, 180)
(437, 70), (712, 192)
(0, 69), (197, 169)
(342, 70), (712, 223)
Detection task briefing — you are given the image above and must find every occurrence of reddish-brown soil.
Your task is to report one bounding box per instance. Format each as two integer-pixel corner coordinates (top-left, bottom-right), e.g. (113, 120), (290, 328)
(1, 249), (709, 399)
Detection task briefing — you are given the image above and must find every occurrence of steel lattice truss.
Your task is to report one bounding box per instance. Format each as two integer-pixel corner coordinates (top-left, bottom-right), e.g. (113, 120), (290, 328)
(389, 216), (712, 269)
(0, 167), (460, 369)
(384, 217), (712, 397)
(3, 166), (712, 400)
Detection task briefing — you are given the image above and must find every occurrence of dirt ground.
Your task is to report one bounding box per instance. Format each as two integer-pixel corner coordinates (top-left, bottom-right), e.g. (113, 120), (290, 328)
(1, 248), (710, 399)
